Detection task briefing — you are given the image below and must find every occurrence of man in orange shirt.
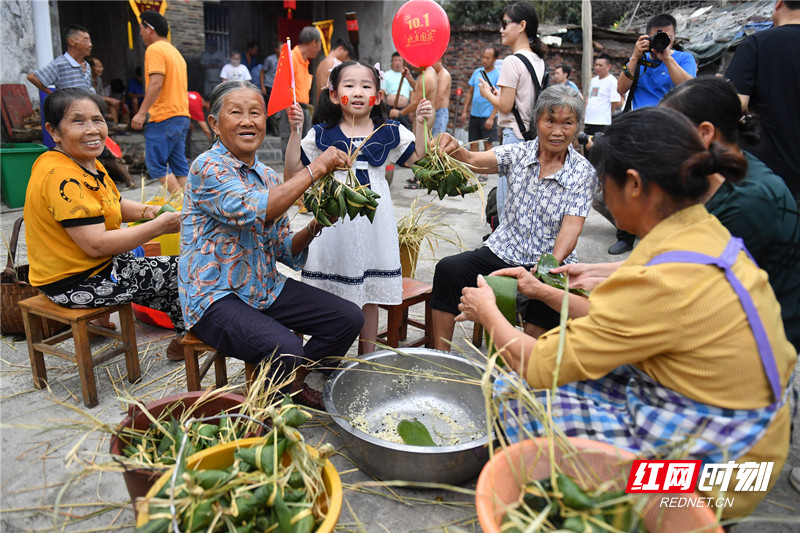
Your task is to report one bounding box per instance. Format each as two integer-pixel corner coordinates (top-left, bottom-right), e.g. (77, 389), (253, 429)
(279, 26), (321, 153)
(131, 11), (190, 193)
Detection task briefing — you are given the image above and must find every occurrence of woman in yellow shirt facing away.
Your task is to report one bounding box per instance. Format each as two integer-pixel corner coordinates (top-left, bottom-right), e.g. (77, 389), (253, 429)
(456, 107), (796, 518)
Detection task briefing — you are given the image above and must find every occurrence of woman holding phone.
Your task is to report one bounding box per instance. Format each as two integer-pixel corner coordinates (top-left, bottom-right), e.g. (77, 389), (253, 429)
(479, 2), (548, 222)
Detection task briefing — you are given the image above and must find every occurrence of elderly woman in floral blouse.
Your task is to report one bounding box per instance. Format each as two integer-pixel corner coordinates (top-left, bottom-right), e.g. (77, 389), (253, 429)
(430, 85), (596, 351)
(179, 81), (363, 408)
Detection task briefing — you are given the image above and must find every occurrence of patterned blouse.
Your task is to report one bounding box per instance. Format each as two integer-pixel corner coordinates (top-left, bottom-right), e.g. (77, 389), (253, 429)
(486, 139), (597, 265)
(178, 141), (306, 329)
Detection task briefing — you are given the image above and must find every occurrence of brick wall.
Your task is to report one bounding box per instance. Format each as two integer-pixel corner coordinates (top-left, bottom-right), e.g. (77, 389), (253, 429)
(165, 0), (205, 94)
(441, 27), (585, 131)
(167, 0), (205, 57)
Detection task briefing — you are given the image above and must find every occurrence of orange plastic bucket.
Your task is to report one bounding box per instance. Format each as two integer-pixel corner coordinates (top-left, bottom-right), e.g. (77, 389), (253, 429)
(475, 438), (723, 533)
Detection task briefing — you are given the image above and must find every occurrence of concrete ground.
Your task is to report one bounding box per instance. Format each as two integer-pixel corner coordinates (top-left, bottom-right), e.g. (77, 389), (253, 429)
(0, 138), (797, 532)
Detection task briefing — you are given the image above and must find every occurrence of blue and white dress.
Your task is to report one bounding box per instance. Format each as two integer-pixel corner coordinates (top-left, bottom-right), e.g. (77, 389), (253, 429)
(299, 121), (416, 307)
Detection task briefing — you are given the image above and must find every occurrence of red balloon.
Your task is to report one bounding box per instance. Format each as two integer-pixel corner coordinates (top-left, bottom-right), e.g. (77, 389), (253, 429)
(392, 0), (450, 69)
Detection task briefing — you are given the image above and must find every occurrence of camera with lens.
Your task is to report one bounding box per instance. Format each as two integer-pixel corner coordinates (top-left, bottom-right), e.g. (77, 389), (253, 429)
(648, 30), (671, 53)
(577, 132), (591, 146)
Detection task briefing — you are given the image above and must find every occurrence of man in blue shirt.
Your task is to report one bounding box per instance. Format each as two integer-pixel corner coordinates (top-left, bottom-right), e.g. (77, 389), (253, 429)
(460, 47), (501, 181)
(606, 13), (696, 255)
(617, 13), (696, 110)
(552, 65), (579, 91)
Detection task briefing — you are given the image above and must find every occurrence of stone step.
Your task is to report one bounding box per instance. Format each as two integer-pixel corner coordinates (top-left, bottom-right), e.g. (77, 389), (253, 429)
(112, 131), (285, 166)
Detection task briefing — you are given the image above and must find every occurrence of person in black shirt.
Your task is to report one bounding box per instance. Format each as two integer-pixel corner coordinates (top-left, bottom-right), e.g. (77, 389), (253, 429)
(726, 0), (800, 203)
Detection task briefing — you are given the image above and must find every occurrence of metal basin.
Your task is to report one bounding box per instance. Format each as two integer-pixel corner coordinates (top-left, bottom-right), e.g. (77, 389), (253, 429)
(322, 348), (491, 484)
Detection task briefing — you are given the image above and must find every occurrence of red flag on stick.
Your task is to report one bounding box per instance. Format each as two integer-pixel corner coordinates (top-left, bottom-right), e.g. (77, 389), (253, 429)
(104, 137), (122, 158)
(267, 41), (296, 116)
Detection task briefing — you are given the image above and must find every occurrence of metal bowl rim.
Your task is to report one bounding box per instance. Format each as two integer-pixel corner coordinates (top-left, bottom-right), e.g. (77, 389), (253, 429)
(322, 348), (493, 454)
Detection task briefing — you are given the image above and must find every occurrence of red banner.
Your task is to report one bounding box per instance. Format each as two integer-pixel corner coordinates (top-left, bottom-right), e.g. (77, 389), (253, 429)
(129, 0), (166, 23)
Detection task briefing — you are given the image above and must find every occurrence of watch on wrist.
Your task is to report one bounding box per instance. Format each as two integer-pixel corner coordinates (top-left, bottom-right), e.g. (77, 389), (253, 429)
(622, 64), (635, 80)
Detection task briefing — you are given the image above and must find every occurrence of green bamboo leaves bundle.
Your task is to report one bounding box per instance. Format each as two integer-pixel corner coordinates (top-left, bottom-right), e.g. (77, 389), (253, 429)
(117, 360), (289, 471)
(412, 135), (481, 200)
(502, 474), (648, 532)
(122, 414), (246, 467)
(137, 397), (331, 533)
(302, 168), (380, 226)
(302, 120), (388, 226)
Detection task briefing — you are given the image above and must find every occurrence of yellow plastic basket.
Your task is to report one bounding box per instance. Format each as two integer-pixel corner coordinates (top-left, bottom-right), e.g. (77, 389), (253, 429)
(136, 437), (342, 532)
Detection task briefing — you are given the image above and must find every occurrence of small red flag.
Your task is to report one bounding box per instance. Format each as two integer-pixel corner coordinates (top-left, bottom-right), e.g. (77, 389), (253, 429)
(104, 136), (122, 158)
(267, 42), (296, 116)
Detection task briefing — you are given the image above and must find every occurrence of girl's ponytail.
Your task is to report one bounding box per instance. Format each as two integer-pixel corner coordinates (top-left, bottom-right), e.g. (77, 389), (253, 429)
(312, 87), (341, 128)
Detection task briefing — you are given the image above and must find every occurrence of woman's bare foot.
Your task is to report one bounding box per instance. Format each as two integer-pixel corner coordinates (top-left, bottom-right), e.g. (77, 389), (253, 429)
(90, 314), (116, 330)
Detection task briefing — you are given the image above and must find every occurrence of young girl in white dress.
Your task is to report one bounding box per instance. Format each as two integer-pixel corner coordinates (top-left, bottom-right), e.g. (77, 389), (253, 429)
(285, 61), (432, 354)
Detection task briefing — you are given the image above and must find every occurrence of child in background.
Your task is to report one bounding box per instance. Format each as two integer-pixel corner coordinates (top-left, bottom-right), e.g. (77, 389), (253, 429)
(88, 57), (120, 124)
(220, 50), (252, 82)
(127, 67), (144, 117)
(185, 90), (212, 161)
(285, 61), (433, 355)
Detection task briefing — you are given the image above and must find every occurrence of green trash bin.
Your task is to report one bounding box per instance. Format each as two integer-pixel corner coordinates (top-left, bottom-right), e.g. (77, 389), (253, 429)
(0, 143), (48, 209)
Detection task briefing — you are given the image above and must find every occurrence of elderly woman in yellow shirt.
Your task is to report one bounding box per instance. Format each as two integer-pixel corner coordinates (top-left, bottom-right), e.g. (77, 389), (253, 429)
(456, 107), (796, 518)
(24, 88), (184, 352)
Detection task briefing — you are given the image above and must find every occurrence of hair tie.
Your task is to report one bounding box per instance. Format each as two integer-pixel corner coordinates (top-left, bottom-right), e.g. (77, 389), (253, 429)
(321, 59), (343, 92)
(709, 146), (719, 171)
(373, 62), (384, 82)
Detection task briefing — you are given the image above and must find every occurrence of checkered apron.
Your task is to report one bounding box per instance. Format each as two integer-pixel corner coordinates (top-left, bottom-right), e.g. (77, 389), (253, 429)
(496, 237), (789, 464)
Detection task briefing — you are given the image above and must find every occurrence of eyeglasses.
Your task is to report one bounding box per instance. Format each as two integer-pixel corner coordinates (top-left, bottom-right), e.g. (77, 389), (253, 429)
(500, 19), (521, 30)
(143, 21), (155, 31)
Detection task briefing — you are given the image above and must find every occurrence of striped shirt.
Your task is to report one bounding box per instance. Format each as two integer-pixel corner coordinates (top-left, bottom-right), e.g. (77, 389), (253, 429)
(33, 53), (94, 92)
(486, 139), (596, 265)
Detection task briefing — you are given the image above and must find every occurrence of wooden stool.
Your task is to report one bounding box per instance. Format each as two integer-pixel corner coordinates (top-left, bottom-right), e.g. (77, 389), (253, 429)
(181, 332), (257, 392)
(19, 294), (140, 408)
(366, 278), (433, 354)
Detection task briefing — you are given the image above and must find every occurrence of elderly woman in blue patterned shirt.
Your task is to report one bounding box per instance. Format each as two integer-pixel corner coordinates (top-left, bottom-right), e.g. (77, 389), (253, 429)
(179, 81), (363, 408)
(431, 85), (596, 351)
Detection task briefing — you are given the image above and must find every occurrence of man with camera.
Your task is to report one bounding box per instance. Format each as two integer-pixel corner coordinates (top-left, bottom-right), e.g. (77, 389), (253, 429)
(603, 13), (696, 255)
(617, 13), (696, 111)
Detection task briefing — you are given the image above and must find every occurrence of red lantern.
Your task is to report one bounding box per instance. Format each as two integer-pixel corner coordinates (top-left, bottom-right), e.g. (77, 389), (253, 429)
(391, 0), (450, 69)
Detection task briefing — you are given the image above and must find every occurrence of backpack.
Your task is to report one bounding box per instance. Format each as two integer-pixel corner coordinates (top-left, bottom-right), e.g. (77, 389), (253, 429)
(511, 53), (548, 141)
(485, 186), (498, 226)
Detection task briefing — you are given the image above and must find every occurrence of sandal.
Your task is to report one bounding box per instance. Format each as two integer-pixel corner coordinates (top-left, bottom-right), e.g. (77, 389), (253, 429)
(293, 385), (325, 410)
(404, 181), (420, 189)
(166, 336), (185, 361)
